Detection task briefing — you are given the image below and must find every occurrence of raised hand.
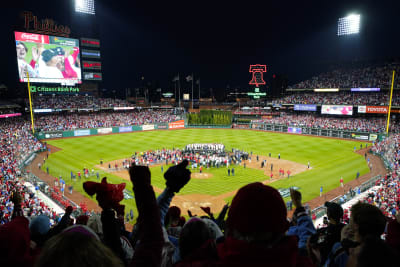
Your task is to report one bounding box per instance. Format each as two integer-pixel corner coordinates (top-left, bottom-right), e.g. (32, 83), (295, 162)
(164, 160), (191, 193)
(129, 164), (151, 187)
(290, 188), (302, 208)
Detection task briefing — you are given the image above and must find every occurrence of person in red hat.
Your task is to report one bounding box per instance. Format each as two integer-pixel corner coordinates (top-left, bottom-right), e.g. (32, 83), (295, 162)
(217, 182), (314, 266)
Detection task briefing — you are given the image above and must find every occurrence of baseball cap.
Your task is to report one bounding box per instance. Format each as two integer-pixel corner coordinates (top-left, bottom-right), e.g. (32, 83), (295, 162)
(41, 47), (65, 62)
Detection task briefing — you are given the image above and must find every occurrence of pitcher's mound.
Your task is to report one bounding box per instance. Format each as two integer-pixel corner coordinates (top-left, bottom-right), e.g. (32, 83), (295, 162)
(191, 173), (213, 179)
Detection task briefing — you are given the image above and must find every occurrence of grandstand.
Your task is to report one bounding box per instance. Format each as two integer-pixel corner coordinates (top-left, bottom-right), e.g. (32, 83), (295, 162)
(1, 2), (400, 267)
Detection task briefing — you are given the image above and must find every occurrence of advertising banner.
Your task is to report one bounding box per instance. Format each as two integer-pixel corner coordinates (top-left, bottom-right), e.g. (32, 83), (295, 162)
(119, 126), (132, 132)
(34, 109), (53, 113)
(369, 134), (378, 141)
(114, 107), (135, 111)
(74, 129), (90, 136)
(365, 106), (388, 114)
(294, 104), (317, 111)
(142, 124), (155, 131)
(288, 127), (302, 134)
(82, 61), (102, 70)
(169, 120), (185, 129)
(80, 38), (100, 48)
(351, 133), (369, 140)
(44, 132), (63, 139)
(98, 128), (112, 134)
(358, 106), (366, 113)
(30, 85), (80, 93)
(83, 72), (102, 81)
(0, 113), (22, 118)
(321, 105), (353, 115)
(351, 88), (380, 92)
(81, 49), (101, 59)
(156, 124), (168, 129)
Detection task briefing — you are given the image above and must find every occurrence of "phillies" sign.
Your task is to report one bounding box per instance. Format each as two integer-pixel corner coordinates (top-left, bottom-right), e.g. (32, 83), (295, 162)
(22, 11), (71, 37)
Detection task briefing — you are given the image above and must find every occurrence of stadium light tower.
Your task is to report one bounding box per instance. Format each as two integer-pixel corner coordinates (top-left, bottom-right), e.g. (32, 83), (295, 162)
(337, 14), (360, 36)
(75, 0), (96, 15)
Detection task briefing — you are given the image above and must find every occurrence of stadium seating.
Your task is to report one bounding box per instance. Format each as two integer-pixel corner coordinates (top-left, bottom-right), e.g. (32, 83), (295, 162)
(251, 113), (399, 133)
(34, 110), (180, 131)
(272, 91), (400, 106)
(288, 60), (400, 89)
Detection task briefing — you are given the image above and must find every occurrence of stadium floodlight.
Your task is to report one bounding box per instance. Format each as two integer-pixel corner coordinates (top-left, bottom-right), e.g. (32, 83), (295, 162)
(75, 0), (95, 15)
(337, 14), (360, 36)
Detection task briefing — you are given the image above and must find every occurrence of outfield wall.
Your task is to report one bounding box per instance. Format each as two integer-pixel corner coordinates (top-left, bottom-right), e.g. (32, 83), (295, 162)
(250, 122), (386, 142)
(35, 119), (385, 142)
(36, 120), (185, 139)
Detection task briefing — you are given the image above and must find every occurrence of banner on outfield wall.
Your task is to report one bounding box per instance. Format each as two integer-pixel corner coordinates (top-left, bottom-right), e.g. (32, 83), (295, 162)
(156, 124), (168, 129)
(142, 124), (155, 131)
(358, 106), (388, 114)
(98, 128), (112, 134)
(351, 133), (369, 140)
(74, 129), (90, 136)
(369, 134), (378, 141)
(288, 127), (302, 134)
(119, 126), (132, 132)
(44, 132), (63, 139)
(168, 120), (185, 129)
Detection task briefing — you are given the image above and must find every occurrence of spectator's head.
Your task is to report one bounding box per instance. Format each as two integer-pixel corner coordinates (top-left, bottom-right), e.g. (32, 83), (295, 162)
(35, 225), (124, 267)
(76, 215), (89, 225)
(165, 206), (181, 227)
(350, 202), (386, 242)
(29, 215), (50, 245)
(179, 217), (216, 260)
(226, 182), (289, 243)
(324, 201), (343, 224)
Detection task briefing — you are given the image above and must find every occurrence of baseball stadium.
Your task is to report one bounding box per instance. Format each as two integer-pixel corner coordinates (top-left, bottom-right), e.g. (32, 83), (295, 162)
(1, 1), (400, 267)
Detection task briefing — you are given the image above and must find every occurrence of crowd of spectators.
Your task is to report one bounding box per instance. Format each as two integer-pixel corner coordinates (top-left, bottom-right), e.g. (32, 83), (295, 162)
(252, 113), (400, 133)
(28, 95), (135, 109)
(1, 157), (399, 266)
(289, 61), (400, 89)
(0, 118), (60, 225)
(272, 91), (400, 106)
(35, 110), (181, 131)
(354, 134), (400, 220)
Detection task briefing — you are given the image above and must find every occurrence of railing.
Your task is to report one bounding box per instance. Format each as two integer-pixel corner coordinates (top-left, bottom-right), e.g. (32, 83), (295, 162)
(310, 174), (382, 220)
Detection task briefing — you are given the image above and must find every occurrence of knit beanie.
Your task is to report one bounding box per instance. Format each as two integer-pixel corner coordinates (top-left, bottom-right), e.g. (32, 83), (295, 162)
(227, 182), (289, 235)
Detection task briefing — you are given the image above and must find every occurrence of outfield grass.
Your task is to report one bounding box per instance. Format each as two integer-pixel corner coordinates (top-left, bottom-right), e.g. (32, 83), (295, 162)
(44, 129), (369, 215)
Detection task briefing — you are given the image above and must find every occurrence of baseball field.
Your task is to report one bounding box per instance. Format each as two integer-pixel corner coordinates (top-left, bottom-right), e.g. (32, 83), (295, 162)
(43, 129), (369, 217)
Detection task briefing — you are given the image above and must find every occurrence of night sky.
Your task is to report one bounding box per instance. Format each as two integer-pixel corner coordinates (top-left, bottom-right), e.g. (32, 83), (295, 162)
(2, 0), (400, 97)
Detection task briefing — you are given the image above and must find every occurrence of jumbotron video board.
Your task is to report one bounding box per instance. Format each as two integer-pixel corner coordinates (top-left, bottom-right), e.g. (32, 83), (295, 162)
(15, 31), (82, 84)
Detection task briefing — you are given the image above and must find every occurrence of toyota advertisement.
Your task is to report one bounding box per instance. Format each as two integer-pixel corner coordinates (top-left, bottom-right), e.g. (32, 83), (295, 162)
(358, 106), (388, 114)
(321, 105), (353, 116)
(15, 31), (81, 84)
